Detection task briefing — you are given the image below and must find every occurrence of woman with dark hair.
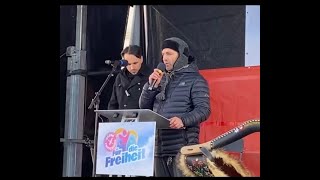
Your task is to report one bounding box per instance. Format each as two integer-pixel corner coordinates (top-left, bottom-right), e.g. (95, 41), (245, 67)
(108, 45), (151, 110)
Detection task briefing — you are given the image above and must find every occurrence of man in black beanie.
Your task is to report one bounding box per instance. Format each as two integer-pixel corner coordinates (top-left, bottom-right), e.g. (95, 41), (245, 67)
(139, 37), (211, 177)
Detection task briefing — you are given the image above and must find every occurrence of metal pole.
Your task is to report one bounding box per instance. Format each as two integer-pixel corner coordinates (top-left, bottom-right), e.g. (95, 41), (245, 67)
(62, 5), (87, 177)
(130, 5), (140, 46)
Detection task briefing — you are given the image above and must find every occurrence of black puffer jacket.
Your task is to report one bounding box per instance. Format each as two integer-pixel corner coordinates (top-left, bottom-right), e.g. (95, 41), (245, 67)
(139, 62), (211, 156)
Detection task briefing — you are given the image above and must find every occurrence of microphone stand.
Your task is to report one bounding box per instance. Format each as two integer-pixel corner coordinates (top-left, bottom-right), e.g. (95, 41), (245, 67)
(88, 64), (118, 177)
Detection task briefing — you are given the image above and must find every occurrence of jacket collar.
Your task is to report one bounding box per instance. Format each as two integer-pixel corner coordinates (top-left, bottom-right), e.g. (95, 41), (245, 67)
(119, 64), (150, 90)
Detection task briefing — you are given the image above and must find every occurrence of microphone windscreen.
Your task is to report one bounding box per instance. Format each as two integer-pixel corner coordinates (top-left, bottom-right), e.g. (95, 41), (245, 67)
(119, 59), (128, 66)
(156, 62), (166, 72)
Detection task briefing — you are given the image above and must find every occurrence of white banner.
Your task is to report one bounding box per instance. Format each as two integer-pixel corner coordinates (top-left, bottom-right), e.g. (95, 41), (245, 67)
(96, 122), (156, 176)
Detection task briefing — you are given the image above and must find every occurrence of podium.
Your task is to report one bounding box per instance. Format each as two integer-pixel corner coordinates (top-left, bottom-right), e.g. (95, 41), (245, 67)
(92, 109), (170, 177)
(95, 109), (170, 129)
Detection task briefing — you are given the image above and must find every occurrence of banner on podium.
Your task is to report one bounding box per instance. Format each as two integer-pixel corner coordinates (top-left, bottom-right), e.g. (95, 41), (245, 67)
(96, 122), (156, 176)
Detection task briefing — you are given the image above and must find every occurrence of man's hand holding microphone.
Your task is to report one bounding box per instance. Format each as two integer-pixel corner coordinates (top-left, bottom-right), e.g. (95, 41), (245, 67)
(148, 63), (166, 90)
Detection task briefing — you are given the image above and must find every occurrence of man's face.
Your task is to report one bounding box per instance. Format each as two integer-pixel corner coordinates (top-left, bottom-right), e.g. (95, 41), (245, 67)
(123, 53), (143, 75)
(162, 48), (179, 71)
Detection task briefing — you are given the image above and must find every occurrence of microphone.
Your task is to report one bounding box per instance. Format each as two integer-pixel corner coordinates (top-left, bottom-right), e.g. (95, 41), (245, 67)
(148, 62), (166, 90)
(105, 59), (128, 67)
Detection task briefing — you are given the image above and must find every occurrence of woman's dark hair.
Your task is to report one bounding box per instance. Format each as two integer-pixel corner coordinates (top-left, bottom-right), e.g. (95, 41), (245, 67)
(121, 45), (142, 59)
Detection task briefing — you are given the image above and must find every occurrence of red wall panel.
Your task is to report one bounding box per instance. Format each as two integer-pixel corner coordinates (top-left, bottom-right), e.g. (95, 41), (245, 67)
(199, 66), (260, 176)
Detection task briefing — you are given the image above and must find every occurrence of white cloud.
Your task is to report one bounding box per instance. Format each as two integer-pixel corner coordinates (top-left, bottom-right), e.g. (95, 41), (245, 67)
(141, 135), (155, 159)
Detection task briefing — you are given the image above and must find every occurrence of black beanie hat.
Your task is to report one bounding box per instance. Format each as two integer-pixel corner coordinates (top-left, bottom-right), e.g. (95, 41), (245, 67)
(162, 40), (179, 53)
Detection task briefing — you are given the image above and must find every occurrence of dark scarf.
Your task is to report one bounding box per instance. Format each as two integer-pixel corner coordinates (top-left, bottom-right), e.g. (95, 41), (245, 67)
(156, 65), (189, 101)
